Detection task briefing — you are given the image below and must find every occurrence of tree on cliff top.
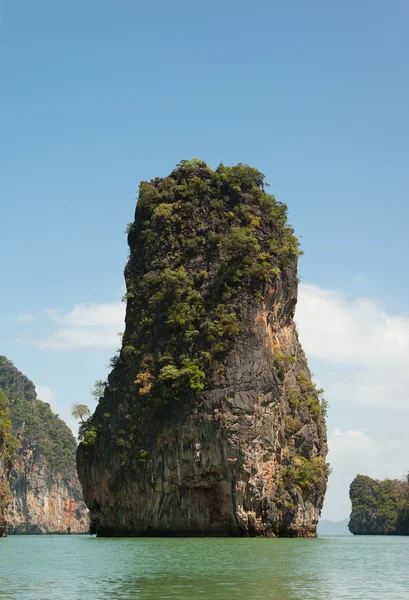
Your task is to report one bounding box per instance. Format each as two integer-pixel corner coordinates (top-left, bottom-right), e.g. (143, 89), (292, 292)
(71, 404), (97, 446)
(71, 404), (91, 422)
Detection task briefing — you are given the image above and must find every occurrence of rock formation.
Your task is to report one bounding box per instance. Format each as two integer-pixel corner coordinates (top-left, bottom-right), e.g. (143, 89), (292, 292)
(77, 160), (328, 537)
(349, 474), (409, 535)
(0, 356), (88, 534)
(0, 390), (15, 536)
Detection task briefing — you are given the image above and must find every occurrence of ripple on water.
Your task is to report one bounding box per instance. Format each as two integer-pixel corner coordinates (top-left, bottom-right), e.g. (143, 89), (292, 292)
(0, 535), (408, 599)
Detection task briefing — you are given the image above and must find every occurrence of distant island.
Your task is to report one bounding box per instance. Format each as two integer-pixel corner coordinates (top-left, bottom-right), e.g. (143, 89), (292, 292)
(349, 474), (409, 535)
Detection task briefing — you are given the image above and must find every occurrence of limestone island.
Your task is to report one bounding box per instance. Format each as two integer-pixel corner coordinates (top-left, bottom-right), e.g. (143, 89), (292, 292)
(349, 474), (409, 535)
(77, 160), (329, 537)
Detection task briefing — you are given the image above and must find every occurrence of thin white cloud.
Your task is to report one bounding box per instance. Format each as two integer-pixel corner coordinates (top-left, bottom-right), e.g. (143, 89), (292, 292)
(298, 283), (409, 367)
(35, 383), (82, 437)
(34, 383), (56, 407)
(297, 284), (409, 409)
(323, 428), (409, 521)
(64, 414), (81, 438)
(352, 273), (368, 284)
(18, 302), (125, 351)
(46, 303), (124, 328)
(296, 283), (409, 519)
(17, 312), (35, 322)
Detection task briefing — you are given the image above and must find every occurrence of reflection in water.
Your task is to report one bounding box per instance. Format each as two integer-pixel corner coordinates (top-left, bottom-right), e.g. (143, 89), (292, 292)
(114, 539), (325, 599)
(0, 536), (408, 599)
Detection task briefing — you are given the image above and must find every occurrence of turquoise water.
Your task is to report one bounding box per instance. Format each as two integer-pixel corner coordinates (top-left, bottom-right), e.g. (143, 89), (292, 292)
(1, 535), (408, 599)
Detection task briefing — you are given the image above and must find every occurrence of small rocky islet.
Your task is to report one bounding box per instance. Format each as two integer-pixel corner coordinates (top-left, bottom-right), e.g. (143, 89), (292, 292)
(349, 474), (409, 535)
(77, 160), (329, 537)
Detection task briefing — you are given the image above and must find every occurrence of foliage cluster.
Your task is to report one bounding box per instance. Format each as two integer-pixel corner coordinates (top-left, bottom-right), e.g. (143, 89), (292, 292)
(0, 356), (36, 402)
(349, 474), (409, 534)
(283, 455), (329, 491)
(286, 372), (328, 423)
(91, 380), (107, 401)
(120, 161), (301, 405)
(0, 390), (18, 466)
(71, 403), (97, 446)
(0, 357), (77, 475)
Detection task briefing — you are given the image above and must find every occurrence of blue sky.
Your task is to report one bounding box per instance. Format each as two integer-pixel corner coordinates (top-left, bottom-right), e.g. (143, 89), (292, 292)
(1, 0), (409, 520)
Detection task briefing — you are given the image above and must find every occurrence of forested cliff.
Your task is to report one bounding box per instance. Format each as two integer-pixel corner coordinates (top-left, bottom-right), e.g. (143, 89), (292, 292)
(0, 390), (16, 536)
(0, 356), (88, 534)
(78, 160), (328, 537)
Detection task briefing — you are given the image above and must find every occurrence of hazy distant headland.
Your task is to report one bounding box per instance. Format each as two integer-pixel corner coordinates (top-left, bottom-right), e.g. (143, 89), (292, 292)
(318, 518), (351, 536)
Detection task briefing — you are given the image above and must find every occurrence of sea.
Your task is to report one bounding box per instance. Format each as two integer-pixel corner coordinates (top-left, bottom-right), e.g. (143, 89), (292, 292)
(1, 534), (408, 599)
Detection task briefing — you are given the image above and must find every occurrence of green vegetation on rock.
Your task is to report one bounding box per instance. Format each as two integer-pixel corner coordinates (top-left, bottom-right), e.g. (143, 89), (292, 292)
(119, 160), (302, 406)
(0, 390), (17, 465)
(0, 389), (17, 536)
(284, 456), (330, 492)
(0, 356), (77, 475)
(349, 474), (409, 535)
(71, 403), (97, 446)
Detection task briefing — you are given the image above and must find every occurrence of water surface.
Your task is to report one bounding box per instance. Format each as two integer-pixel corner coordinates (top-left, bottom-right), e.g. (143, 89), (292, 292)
(1, 535), (408, 599)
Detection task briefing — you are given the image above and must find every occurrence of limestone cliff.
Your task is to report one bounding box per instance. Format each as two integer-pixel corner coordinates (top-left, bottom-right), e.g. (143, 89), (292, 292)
(77, 160), (328, 537)
(0, 356), (88, 534)
(0, 390), (16, 536)
(349, 474), (409, 535)
(0, 449), (9, 536)
(0, 458), (9, 536)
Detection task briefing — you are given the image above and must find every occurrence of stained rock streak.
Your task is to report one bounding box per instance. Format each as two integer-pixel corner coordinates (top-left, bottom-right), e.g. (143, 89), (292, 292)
(0, 356), (88, 534)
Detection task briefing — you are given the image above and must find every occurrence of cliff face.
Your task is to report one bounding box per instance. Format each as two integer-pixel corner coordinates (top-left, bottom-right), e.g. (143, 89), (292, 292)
(349, 474), (409, 535)
(0, 454), (10, 536)
(7, 441), (88, 534)
(0, 390), (15, 536)
(77, 160), (328, 537)
(0, 356), (88, 534)
(0, 449), (9, 535)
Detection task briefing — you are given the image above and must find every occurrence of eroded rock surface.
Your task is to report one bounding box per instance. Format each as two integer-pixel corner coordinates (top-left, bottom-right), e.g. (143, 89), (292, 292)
(0, 356), (88, 534)
(78, 161), (328, 537)
(7, 441), (88, 534)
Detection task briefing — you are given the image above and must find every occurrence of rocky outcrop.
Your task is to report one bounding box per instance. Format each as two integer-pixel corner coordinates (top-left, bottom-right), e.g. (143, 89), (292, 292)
(7, 442), (88, 534)
(77, 160), (328, 537)
(349, 474), (409, 535)
(0, 390), (15, 536)
(0, 356), (88, 534)
(0, 457), (10, 536)
(0, 451), (9, 535)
